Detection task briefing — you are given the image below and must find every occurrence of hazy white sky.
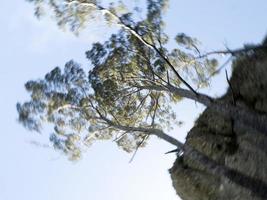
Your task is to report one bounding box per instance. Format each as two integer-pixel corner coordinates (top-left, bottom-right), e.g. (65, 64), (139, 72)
(0, 1), (266, 200)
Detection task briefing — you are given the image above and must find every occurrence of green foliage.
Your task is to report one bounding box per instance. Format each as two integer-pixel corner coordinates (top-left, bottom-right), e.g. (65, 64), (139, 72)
(18, 0), (218, 160)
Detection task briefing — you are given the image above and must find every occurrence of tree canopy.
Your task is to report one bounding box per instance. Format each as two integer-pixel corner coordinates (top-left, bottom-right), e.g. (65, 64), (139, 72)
(18, 0), (223, 160)
(16, 1), (267, 199)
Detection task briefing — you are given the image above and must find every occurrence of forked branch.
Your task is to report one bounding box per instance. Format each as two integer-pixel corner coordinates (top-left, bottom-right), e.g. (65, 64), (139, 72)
(63, 0), (198, 95)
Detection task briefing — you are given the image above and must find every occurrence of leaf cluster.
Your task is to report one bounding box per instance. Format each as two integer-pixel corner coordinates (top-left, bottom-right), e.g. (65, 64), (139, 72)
(19, 0), (218, 160)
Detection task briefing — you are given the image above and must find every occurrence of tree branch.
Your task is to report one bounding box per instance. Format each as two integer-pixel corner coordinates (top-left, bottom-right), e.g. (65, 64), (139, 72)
(94, 109), (183, 148)
(64, 0), (198, 95)
(136, 84), (213, 106)
(138, 83), (267, 135)
(129, 135), (148, 163)
(195, 44), (267, 59)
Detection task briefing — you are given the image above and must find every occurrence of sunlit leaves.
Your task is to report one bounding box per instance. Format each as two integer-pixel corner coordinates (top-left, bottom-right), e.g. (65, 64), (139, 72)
(175, 33), (200, 52)
(170, 34), (219, 87)
(20, 0), (219, 160)
(17, 58), (172, 159)
(116, 133), (148, 153)
(17, 61), (92, 159)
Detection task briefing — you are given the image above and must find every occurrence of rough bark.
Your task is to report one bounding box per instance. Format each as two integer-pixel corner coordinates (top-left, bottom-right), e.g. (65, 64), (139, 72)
(170, 45), (267, 200)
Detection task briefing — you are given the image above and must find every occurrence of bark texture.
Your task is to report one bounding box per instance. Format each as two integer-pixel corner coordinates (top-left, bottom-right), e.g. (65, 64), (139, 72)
(170, 45), (267, 200)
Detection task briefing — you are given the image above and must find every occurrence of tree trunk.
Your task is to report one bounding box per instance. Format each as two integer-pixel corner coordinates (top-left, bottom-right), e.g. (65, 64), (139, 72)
(170, 48), (267, 200)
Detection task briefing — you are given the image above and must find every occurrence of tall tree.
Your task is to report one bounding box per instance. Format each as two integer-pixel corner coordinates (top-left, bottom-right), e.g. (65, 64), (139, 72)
(19, 0), (219, 160)
(18, 0), (267, 199)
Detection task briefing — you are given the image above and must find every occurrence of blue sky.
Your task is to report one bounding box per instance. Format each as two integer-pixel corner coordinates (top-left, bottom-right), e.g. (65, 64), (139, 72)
(0, 1), (266, 200)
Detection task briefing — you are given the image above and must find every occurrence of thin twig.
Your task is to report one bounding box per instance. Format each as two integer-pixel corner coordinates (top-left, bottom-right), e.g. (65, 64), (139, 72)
(113, 131), (129, 142)
(129, 135), (148, 163)
(225, 69), (236, 105)
(195, 44), (267, 59)
(128, 92), (150, 116)
(151, 95), (159, 127)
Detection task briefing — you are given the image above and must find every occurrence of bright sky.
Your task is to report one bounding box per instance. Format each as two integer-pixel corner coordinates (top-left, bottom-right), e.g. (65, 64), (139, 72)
(0, 1), (266, 200)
